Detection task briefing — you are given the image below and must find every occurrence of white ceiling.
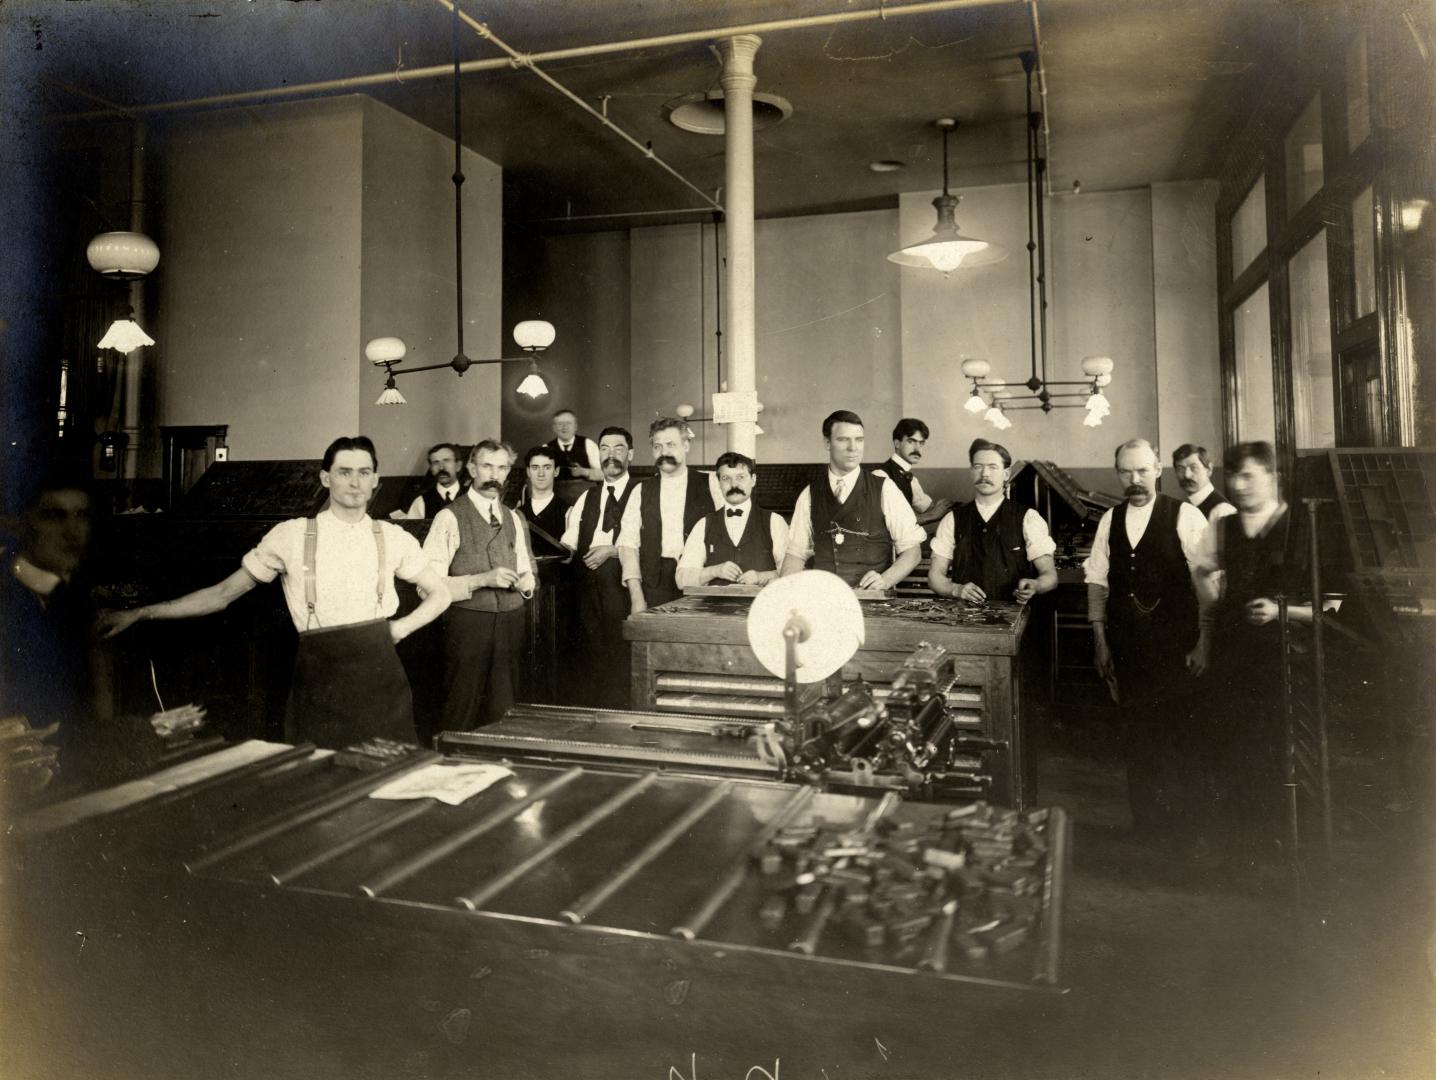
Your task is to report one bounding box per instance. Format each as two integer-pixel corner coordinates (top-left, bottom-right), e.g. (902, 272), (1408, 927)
(16, 0), (1347, 224)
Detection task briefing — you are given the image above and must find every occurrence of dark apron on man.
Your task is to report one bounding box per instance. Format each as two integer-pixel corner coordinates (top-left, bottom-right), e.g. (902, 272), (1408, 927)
(284, 518), (415, 748)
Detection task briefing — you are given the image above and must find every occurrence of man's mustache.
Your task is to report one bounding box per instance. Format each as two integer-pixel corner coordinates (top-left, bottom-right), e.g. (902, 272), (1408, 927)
(1124, 484), (1148, 497)
(655, 455), (680, 468)
(725, 487), (748, 498)
(478, 480), (503, 491)
(601, 457), (624, 467)
(908, 451), (922, 460)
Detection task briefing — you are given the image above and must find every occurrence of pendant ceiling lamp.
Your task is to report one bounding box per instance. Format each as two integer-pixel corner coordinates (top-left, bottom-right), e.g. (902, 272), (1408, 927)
(957, 52), (1116, 427)
(87, 230), (159, 353)
(887, 118), (1005, 275)
(371, 0), (554, 406)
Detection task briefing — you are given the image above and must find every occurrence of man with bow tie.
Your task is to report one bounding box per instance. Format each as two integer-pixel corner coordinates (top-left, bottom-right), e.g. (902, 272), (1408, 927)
(675, 452), (788, 589)
(392, 442), (465, 519)
(560, 426), (639, 707)
(423, 439), (536, 731)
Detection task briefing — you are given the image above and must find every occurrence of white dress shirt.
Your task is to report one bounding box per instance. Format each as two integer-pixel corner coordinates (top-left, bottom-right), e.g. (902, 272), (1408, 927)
(527, 490), (556, 515)
(931, 497), (1057, 562)
(674, 500), (790, 587)
(785, 468), (926, 563)
(11, 554), (65, 600)
(561, 473), (633, 550)
(1187, 483), (1238, 527)
(241, 510), (430, 631)
(886, 453), (933, 513)
(406, 480), (463, 519)
(618, 470), (725, 575)
(422, 488), (537, 590)
(1082, 497), (1209, 589)
(556, 438), (602, 475)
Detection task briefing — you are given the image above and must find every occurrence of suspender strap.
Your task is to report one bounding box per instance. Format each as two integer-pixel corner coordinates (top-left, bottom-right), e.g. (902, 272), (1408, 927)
(301, 517), (388, 629)
(303, 518), (319, 629)
(372, 520), (386, 616)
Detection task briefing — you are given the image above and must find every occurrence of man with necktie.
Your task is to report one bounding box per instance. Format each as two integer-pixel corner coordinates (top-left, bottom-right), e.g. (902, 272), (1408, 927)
(392, 442), (465, 519)
(560, 426), (639, 707)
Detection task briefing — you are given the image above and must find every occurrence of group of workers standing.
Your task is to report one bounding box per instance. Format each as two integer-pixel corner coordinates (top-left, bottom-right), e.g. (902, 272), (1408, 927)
(5, 403), (1310, 860)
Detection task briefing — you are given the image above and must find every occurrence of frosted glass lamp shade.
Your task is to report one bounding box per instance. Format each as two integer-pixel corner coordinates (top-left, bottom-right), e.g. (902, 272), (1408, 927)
(1080, 355), (1115, 377)
(97, 318), (155, 354)
(516, 371), (549, 399)
(513, 320), (556, 351)
(86, 232), (160, 279)
(963, 392), (988, 414)
(366, 337), (407, 366)
(960, 357), (991, 380)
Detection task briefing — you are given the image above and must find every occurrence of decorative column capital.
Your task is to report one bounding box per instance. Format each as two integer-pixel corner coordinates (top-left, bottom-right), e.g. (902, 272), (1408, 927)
(719, 34), (762, 89)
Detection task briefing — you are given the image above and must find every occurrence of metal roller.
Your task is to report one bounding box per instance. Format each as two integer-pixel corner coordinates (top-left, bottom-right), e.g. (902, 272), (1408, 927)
(655, 673), (787, 697)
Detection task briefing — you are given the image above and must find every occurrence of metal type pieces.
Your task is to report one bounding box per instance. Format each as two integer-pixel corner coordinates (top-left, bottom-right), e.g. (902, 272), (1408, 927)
(185, 749), (441, 874)
(753, 799), (1055, 978)
(360, 767), (584, 898)
(671, 785), (817, 940)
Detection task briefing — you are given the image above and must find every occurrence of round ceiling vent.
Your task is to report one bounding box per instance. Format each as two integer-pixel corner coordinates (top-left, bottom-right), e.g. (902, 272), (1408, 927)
(664, 90), (793, 135)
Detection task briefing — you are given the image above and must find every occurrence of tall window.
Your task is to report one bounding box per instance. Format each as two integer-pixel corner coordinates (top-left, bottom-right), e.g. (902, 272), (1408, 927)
(1352, 185), (1376, 320)
(1290, 233), (1335, 448)
(1284, 95), (1324, 217)
(1346, 31), (1371, 152)
(1234, 284), (1276, 444)
(1231, 176), (1267, 277)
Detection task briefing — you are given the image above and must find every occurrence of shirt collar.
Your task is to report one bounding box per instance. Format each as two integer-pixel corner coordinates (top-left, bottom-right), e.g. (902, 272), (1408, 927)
(467, 487), (503, 513)
(529, 489), (555, 510)
(723, 498), (753, 515)
(886, 453), (912, 474)
(602, 472), (631, 495)
(436, 480), (461, 495)
(1187, 483), (1214, 506)
(828, 465), (860, 485)
(319, 507), (372, 529)
(1239, 500), (1285, 537)
(12, 554), (64, 596)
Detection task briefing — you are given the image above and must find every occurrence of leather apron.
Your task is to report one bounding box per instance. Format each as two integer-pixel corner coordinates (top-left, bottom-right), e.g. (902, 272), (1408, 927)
(283, 519), (415, 748)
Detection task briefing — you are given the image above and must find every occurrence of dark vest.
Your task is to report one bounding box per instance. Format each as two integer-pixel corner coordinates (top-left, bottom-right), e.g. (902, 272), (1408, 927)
(519, 491), (570, 557)
(1195, 488), (1231, 519)
(1213, 507), (1303, 639)
(421, 484), (465, 518)
(1107, 493), (1197, 651)
(545, 435), (596, 480)
(639, 470), (712, 589)
(574, 477), (637, 556)
(810, 470), (894, 586)
(701, 505), (777, 578)
(873, 460), (916, 507)
(447, 496), (526, 613)
(946, 498), (1031, 599)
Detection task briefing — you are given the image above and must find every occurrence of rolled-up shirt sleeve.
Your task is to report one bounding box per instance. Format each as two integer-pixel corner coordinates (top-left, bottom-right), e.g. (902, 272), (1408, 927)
(421, 508), (461, 576)
(560, 491), (587, 550)
(929, 511), (957, 560)
(1175, 502), (1210, 569)
(240, 520), (295, 584)
(880, 481), (926, 553)
(1082, 509), (1114, 589)
(785, 487), (815, 563)
(768, 512), (789, 565)
(674, 519), (709, 588)
(1021, 509), (1058, 561)
(388, 526), (432, 583)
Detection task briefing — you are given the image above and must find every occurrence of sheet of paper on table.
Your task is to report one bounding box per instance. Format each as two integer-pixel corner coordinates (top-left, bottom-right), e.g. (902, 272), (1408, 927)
(369, 762), (514, 806)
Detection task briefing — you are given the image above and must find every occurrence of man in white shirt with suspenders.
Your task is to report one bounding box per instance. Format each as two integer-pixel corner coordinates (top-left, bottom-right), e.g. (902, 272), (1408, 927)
(99, 436), (450, 748)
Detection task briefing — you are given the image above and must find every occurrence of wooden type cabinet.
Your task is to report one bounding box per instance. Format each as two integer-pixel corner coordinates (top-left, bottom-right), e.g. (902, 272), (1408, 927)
(625, 596), (1033, 807)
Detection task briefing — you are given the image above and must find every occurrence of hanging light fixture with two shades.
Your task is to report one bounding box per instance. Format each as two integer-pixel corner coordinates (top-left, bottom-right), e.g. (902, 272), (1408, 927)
(87, 230), (159, 353)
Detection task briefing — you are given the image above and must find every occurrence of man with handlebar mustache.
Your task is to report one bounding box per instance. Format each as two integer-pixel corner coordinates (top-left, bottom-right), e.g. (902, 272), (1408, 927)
(423, 439), (537, 731)
(1083, 437), (1212, 840)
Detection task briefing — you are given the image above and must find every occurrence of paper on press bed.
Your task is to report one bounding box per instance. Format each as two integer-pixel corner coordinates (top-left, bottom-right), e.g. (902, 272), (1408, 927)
(369, 762), (514, 806)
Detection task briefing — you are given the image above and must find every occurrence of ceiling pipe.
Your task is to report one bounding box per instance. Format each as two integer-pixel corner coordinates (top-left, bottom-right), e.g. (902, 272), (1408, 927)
(438, 0), (721, 212)
(1026, 0), (1054, 196)
(54, 0), (1015, 122)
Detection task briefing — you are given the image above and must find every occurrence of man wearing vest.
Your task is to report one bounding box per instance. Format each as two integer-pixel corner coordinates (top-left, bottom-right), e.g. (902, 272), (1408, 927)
(423, 439), (537, 731)
(619, 417), (725, 614)
(393, 442), (465, 520)
(561, 426), (639, 707)
(545, 409), (603, 483)
(516, 445), (571, 558)
(780, 410), (925, 590)
(1173, 442), (1236, 526)
(928, 438), (1058, 604)
(99, 436), (451, 748)
(1085, 437), (1212, 838)
(675, 452), (789, 589)
(873, 418), (954, 526)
